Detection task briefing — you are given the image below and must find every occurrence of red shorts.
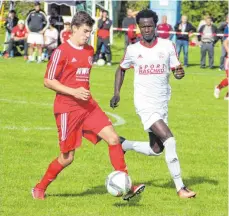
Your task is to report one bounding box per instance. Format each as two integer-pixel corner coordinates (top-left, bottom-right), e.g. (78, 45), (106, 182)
(55, 106), (112, 153)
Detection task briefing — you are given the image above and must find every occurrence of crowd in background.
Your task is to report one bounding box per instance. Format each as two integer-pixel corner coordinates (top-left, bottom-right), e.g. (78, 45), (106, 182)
(1, 5), (229, 71)
(2, 2), (72, 62)
(121, 9), (228, 70)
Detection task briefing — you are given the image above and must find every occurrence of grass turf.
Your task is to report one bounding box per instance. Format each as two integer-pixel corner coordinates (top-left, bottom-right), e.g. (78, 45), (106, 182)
(0, 35), (227, 216)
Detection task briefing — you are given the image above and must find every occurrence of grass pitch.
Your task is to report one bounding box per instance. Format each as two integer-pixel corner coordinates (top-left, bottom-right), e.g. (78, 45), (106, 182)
(0, 35), (227, 216)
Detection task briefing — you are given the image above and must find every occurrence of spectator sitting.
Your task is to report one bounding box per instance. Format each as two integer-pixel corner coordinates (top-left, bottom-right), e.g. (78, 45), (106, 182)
(60, 21), (72, 44)
(25, 2), (49, 63)
(157, 15), (173, 40)
(4, 20), (28, 59)
(198, 16), (218, 69)
(4, 10), (18, 36)
(43, 19), (58, 60)
(174, 15), (196, 67)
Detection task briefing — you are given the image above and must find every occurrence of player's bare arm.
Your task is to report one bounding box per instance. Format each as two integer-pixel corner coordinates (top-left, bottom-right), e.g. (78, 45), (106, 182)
(44, 78), (91, 101)
(172, 65), (185, 80)
(110, 66), (126, 108)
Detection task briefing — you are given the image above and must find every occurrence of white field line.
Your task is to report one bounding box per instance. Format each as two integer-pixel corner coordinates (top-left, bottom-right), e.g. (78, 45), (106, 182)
(0, 98), (126, 130)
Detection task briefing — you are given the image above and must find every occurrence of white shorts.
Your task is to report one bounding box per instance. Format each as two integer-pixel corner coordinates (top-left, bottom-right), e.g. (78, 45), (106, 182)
(27, 32), (44, 45)
(137, 105), (168, 132)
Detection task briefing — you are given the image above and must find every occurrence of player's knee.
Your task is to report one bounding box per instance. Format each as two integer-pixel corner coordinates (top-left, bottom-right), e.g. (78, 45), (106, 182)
(59, 152), (74, 166)
(160, 132), (173, 143)
(148, 148), (163, 156)
(151, 144), (164, 155)
(107, 134), (120, 145)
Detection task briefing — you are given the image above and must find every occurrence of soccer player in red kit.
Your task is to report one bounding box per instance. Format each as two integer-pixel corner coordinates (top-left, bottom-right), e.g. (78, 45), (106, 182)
(60, 22), (72, 44)
(32, 11), (145, 201)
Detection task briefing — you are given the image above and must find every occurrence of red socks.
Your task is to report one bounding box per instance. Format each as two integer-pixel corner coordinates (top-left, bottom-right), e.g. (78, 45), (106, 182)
(36, 158), (64, 190)
(218, 78), (228, 90)
(109, 144), (128, 174)
(36, 145), (127, 191)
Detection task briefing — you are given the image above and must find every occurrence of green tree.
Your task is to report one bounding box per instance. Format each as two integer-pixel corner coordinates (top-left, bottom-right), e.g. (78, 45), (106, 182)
(126, 0), (150, 11)
(181, 0), (228, 27)
(4, 1), (44, 20)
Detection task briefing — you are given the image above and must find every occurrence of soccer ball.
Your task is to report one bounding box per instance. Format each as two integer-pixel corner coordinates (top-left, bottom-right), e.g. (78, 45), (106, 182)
(105, 171), (132, 197)
(97, 58), (106, 66)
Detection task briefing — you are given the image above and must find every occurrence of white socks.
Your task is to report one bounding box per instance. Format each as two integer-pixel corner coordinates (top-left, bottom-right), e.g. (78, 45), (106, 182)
(122, 137), (184, 191)
(163, 137), (184, 191)
(122, 140), (162, 156)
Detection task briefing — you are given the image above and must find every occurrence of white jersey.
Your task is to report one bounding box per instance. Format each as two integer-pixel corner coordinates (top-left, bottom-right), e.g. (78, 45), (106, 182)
(120, 38), (180, 112)
(120, 38), (180, 130)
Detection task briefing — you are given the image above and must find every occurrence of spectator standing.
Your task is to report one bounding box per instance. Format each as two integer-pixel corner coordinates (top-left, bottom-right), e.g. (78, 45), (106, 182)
(197, 15), (213, 31)
(157, 15), (173, 40)
(60, 21), (72, 44)
(4, 10), (18, 36)
(218, 15), (228, 71)
(174, 15), (196, 67)
(4, 20), (28, 59)
(25, 2), (49, 63)
(198, 17), (218, 69)
(93, 10), (112, 66)
(49, 5), (64, 45)
(122, 9), (137, 47)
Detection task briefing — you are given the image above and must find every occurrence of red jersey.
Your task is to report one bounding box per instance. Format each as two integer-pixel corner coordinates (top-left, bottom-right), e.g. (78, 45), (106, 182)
(11, 26), (27, 38)
(60, 30), (72, 43)
(44, 40), (97, 114)
(157, 23), (172, 39)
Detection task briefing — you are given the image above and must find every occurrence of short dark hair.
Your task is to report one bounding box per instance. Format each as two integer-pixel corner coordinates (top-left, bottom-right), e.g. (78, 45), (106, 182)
(102, 10), (108, 14)
(9, 10), (16, 14)
(71, 11), (95, 28)
(34, 1), (40, 6)
(136, 9), (158, 25)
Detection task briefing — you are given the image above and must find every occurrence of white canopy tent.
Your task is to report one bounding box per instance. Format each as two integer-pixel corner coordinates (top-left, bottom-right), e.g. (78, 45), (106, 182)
(44, 0), (113, 46)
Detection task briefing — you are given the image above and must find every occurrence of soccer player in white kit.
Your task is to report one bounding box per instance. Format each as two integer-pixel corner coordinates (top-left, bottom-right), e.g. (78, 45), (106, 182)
(110, 9), (196, 198)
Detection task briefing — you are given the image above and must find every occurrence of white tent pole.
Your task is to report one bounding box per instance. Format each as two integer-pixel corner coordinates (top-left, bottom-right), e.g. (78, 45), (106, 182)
(0, 0), (3, 11)
(104, 0), (108, 10)
(90, 0), (96, 47)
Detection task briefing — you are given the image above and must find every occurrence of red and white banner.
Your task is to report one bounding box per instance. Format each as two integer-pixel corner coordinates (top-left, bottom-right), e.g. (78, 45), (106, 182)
(112, 27), (228, 37)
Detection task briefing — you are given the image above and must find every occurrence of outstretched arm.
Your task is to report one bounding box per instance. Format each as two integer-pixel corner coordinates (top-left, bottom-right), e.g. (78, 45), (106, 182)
(110, 66), (126, 108)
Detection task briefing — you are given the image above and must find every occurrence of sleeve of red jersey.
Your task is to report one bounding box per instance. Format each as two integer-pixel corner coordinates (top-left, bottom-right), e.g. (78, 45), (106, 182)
(44, 48), (67, 80)
(120, 46), (132, 70)
(169, 42), (181, 70)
